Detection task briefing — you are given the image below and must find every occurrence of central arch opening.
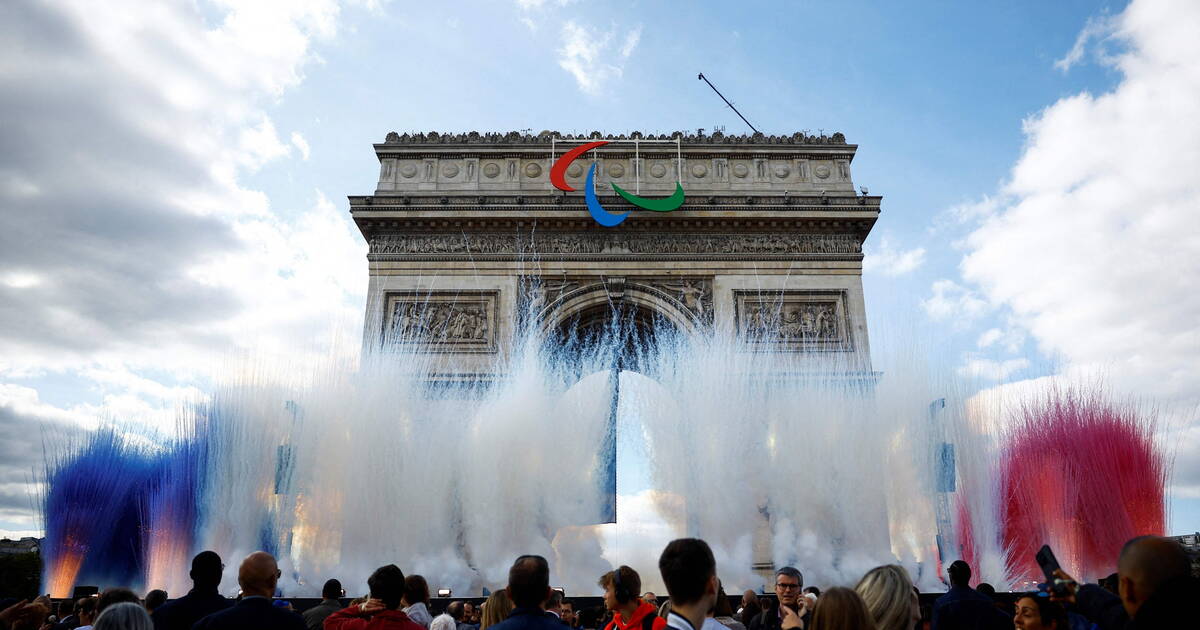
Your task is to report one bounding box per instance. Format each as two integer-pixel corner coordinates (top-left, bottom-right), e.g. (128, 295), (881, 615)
(547, 302), (679, 375)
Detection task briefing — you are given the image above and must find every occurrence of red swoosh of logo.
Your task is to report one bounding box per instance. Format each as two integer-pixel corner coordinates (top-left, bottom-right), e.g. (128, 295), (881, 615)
(550, 141), (610, 192)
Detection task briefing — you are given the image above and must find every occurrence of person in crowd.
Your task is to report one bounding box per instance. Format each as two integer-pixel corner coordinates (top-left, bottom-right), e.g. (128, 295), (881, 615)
(1012, 595), (1067, 630)
(302, 579), (343, 630)
(152, 551), (234, 630)
(403, 575), (433, 628)
(1053, 535), (1197, 629)
(96, 590), (141, 618)
(658, 538), (719, 630)
(191, 551), (305, 630)
(711, 584), (746, 630)
(74, 598), (99, 630)
(748, 567), (808, 630)
(598, 566), (666, 630)
(325, 564), (425, 630)
(445, 601), (475, 630)
(489, 555), (564, 630)
(1099, 574), (1118, 597)
(463, 602), (480, 629)
(479, 591), (513, 630)
(737, 591), (760, 628)
(144, 591), (168, 616)
(804, 587), (875, 630)
(431, 608), (458, 630)
(275, 600), (296, 612)
(801, 588), (819, 599)
(93, 601), (154, 630)
(544, 591), (564, 620)
(559, 600), (578, 629)
(930, 560), (1008, 630)
(576, 606), (603, 630)
(640, 595), (658, 611)
(854, 565), (919, 630)
(53, 598), (83, 629)
(0, 597), (50, 630)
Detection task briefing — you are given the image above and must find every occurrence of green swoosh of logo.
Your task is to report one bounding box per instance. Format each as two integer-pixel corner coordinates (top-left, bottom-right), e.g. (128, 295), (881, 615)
(610, 182), (685, 212)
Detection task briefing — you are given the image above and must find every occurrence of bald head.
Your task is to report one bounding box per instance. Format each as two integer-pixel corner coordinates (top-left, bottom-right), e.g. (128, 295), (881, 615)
(239, 551), (280, 598)
(1117, 536), (1190, 618)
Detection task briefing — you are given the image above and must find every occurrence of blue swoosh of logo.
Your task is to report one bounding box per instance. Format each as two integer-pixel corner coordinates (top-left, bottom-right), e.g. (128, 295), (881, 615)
(584, 163), (629, 227)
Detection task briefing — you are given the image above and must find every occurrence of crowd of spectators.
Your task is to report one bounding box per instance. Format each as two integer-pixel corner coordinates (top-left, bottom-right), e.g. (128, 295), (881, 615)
(0, 534), (1194, 630)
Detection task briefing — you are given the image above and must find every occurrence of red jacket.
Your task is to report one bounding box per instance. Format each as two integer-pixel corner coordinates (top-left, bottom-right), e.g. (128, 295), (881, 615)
(324, 606), (426, 630)
(604, 601), (666, 630)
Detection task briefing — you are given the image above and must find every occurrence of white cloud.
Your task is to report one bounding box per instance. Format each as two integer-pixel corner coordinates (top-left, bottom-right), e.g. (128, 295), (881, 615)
(958, 0), (1200, 403)
(863, 236), (926, 276)
(290, 131), (311, 160)
(0, 0), (368, 533)
(619, 25), (642, 59)
(1055, 14), (1118, 72)
(921, 279), (988, 322)
(557, 20), (641, 95)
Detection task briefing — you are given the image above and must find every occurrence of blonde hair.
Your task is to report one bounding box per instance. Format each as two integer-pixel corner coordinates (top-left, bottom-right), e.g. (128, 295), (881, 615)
(809, 587), (877, 630)
(854, 565), (917, 630)
(480, 590), (514, 630)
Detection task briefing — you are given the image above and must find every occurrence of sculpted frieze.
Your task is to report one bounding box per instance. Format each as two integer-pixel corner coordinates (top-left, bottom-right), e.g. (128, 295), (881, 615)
(733, 290), (854, 352)
(369, 233), (862, 256)
(382, 291), (498, 353)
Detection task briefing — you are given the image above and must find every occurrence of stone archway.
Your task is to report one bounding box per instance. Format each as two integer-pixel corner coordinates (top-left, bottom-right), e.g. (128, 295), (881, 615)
(536, 279), (697, 373)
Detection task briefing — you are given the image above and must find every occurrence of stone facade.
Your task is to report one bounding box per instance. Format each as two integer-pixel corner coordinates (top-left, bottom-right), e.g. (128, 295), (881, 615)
(350, 130), (880, 587)
(352, 130), (878, 376)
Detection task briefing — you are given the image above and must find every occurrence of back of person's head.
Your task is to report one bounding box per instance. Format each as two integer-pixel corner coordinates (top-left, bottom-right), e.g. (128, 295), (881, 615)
(369, 564), (407, 610)
(803, 586), (821, 597)
(809, 587), (877, 630)
(713, 584), (734, 617)
(97, 588), (141, 615)
(1014, 595), (1067, 630)
(854, 565), (915, 630)
(191, 550), (224, 588)
(508, 555), (550, 609)
(597, 566), (641, 605)
(658, 538), (717, 606)
(1118, 535), (1191, 616)
(976, 583), (995, 598)
(94, 601), (153, 630)
(447, 600), (465, 620)
(322, 578), (343, 600)
(77, 597), (98, 621)
(1101, 573), (1119, 594)
(406, 574), (431, 605)
(546, 589), (564, 610)
(237, 551), (280, 597)
(947, 560), (971, 587)
(481, 590), (514, 630)
(144, 589), (168, 611)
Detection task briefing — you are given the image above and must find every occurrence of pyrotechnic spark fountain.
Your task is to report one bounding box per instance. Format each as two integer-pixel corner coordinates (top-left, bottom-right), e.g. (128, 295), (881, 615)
(997, 388), (1166, 584)
(39, 305), (1168, 596)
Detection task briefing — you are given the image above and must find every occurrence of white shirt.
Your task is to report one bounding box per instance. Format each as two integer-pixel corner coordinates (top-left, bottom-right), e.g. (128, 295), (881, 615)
(666, 612), (697, 630)
(431, 612), (458, 630)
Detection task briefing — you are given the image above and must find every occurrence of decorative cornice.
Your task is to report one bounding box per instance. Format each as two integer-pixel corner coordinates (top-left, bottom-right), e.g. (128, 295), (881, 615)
(380, 130), (849, 146)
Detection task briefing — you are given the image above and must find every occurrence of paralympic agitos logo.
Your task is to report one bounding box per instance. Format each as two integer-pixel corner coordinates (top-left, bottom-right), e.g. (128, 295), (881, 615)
(550, 141), (685, 227)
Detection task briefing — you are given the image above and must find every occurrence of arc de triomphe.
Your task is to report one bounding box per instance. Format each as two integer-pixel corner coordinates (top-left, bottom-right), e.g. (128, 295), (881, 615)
(349, 130), (880, 580)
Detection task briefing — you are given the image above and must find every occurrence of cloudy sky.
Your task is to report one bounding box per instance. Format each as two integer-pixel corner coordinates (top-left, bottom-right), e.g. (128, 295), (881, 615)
(1, 0), (1197, 540)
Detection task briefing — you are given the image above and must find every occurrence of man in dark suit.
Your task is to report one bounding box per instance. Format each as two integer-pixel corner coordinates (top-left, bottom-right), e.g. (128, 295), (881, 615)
(152, 551), (234, 630)
(192, 551), (305, 630)
(302, 579), (344, 630)
(488, 556), (565, 630)
(931, 560), (1009, 630)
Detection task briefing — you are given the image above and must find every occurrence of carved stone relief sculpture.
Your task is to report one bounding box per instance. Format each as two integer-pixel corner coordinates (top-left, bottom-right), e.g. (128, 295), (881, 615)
(383, 291), (498, 353)
(733, 290), (853, 352)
